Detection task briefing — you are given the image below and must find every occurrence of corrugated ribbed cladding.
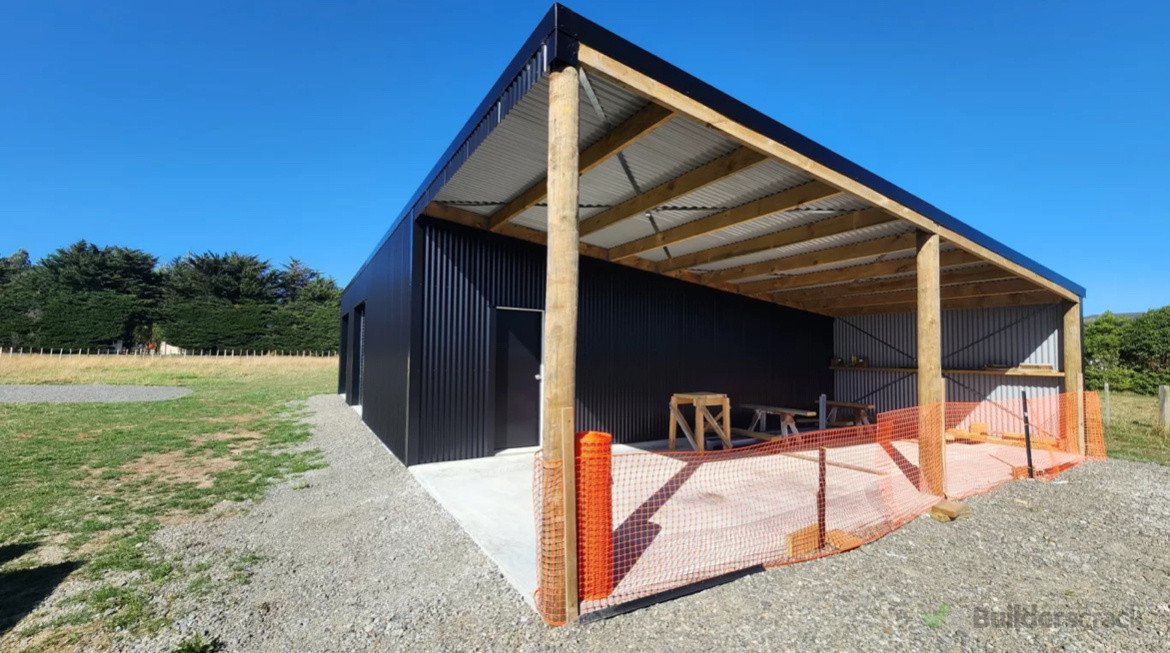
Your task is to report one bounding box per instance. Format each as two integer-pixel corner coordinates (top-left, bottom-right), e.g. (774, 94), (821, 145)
(417, 217), (834, 464)
(833, 304), (1065, 411)
(340, 218), (417, 461)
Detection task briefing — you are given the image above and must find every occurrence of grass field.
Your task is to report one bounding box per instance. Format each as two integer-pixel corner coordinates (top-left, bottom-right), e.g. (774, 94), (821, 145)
(1, 356), (1166, 651)
(0, 355), (336, 652)
(1102, 391), (1170, 466)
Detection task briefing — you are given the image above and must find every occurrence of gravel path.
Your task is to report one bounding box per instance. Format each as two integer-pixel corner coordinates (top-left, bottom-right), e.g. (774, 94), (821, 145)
(0, 384), (191, 403)
(125, 395), (1169, 652)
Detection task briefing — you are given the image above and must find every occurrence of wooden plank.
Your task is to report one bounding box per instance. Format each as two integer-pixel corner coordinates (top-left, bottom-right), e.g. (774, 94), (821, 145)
(543, 65), (580, 624)
(825, 529), (865, 551)
(811, 278), (1041, 312)
(705, 231), (917, 284)
(576, 45), (1080, 302)
(771, 265), (1013, 303)
(1061, 300), (1086, 452)
(608, 181), (841, 261)
(425, 201), (614, 261)
(736, 250), (982, 295)
(929, 500), (970, 522)
(487, 102), (674, 231)
(579, 146), (767, 236)
(421, 201), (488, 229)
(782, 451), (888, 476)
(659, 207), (893, 273)
(830, 365), (1066, 378)
(670, 403), (698, 450)
(424, 201), (837, 316)
(917, 231), (946, 497)
(787, 523), (822, 558)
(740, 404), (817, 418)
(832, 290), (1061, 315)
(730, 427), (781, 442)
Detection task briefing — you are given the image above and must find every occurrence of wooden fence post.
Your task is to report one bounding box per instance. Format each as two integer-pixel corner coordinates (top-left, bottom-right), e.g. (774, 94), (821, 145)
(1159, 385), (1170, 435)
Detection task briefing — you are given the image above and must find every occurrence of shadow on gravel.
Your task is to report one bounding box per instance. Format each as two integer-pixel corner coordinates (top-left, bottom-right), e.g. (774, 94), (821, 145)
(0, 547), (81, 636)
(0, 542), (40, 566)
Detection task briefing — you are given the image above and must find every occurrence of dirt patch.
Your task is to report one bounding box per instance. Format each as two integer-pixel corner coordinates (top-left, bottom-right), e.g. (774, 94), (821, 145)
(120, 452), (238, 489)
(195, 430), (264, 444)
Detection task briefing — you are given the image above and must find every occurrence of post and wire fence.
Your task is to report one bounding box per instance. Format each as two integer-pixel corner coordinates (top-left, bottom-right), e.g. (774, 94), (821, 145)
(0, 346), (337, 358)
(534, 391), (1106, 625)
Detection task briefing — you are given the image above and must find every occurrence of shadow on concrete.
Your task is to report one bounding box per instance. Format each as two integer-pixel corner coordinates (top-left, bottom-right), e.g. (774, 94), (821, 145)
(611, 461), (702, 589)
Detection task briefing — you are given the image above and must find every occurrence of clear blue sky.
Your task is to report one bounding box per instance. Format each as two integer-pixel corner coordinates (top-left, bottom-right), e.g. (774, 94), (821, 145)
(1, 1), (1166, 314)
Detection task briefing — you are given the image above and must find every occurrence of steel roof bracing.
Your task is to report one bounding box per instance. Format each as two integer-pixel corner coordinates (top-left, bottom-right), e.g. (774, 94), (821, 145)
(350, 3), (1085, 316)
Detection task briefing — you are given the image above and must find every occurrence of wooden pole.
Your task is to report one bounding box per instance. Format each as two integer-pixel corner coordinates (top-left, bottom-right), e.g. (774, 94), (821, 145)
(916, 230), (946, 496)
(542, 63), (580, 624)
(1061, 300), (1085, 453)
(1104, 382), (1111, 426)
(1155, 383), (1165, 435)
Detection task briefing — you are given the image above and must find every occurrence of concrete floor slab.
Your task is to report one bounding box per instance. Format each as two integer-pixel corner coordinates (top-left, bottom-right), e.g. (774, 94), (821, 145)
(410, 452), (538, 608)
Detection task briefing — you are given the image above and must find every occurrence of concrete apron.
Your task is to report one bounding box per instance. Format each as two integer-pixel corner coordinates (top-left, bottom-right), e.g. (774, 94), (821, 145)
(406, 436), (758, 613)
(410, 451), (540, 610)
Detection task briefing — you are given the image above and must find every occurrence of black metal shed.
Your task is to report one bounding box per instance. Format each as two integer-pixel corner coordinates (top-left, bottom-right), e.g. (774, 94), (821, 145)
(339, 4), (1085, 467)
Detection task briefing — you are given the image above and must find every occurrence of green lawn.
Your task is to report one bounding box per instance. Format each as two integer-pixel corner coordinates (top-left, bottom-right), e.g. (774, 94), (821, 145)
(1101, 391), (1170, 466)
(0, 356), (335, 652)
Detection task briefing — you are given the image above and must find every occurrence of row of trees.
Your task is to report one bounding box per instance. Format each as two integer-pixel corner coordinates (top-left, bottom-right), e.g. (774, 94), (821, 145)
(1084, 307), (1170, 395)
(0, 242), (340, 352)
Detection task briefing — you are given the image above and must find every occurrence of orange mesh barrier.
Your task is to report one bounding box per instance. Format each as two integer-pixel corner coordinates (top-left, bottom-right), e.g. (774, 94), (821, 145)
(533, 458), (566, 625)
(1084, 392), (1107, 459)
(576, 431), (614, 600)
(533, 391), (1104, 624)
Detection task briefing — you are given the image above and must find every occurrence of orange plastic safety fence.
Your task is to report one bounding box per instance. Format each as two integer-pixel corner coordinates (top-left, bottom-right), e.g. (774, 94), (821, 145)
(532, 391), (1105, 624)
(576, 431), (614, 601)
(532, 458), (565, 625)
(1084, 392), (1107, 459)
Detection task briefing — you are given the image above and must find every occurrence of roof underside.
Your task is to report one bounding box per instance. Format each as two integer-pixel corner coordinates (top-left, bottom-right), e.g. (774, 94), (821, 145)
(364, 4), (1083, 316)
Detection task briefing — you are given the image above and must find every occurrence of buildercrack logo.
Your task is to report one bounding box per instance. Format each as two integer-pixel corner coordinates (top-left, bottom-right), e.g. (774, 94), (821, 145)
(973, 604), (1147, 629)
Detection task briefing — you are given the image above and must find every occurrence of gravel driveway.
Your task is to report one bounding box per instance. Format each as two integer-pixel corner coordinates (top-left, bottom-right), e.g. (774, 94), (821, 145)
(125, 394), (1169, 652)
(0, 384), (191, 403)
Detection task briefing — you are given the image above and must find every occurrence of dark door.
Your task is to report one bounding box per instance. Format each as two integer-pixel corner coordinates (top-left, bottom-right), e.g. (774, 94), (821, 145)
(351, 305), (365, 406)
(495, 309), (542, 450)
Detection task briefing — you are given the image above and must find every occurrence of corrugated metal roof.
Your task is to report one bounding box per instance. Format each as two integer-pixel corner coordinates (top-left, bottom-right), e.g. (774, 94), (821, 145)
(349, 5), (1084, 299)
(695, 220), (914, 273)
(435, 72), (644, 212)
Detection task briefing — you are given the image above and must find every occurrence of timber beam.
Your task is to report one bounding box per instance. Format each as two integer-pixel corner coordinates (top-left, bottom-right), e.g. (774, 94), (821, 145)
(576, 45), (1080, 302)
(771, 266), (1016, 304)
(704, 231), (916, 284)
(609, 181), (842, 261)
(659, 207), (893, 273)
(579, 146), (767, 236)
(735, 250), (983, 295)
(831, 289), (1061, 316)
(812, 278), (1042, 312)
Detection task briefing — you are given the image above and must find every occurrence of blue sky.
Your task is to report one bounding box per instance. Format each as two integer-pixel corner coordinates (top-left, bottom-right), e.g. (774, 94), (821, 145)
(1, 1), (1165, 314)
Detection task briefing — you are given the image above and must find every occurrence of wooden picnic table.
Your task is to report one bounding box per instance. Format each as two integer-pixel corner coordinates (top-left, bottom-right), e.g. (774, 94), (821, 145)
(741, 403), (817, 436)
(825, 400), (875, 426)
(669, 392), (731, 452)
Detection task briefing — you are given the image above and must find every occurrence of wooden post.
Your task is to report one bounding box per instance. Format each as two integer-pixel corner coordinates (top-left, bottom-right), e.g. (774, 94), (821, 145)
(1061, 300), (1085, 453)
(1159, 385), (1170, 435)
(542, 63), (580, 624)
(916, 231), (946, 496)
(1104, 382), (1111, 426)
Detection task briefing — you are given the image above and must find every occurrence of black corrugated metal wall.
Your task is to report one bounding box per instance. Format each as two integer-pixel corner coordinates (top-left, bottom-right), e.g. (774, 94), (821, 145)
(415, 217), (834, 464)
(340, 218), (419, 462)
